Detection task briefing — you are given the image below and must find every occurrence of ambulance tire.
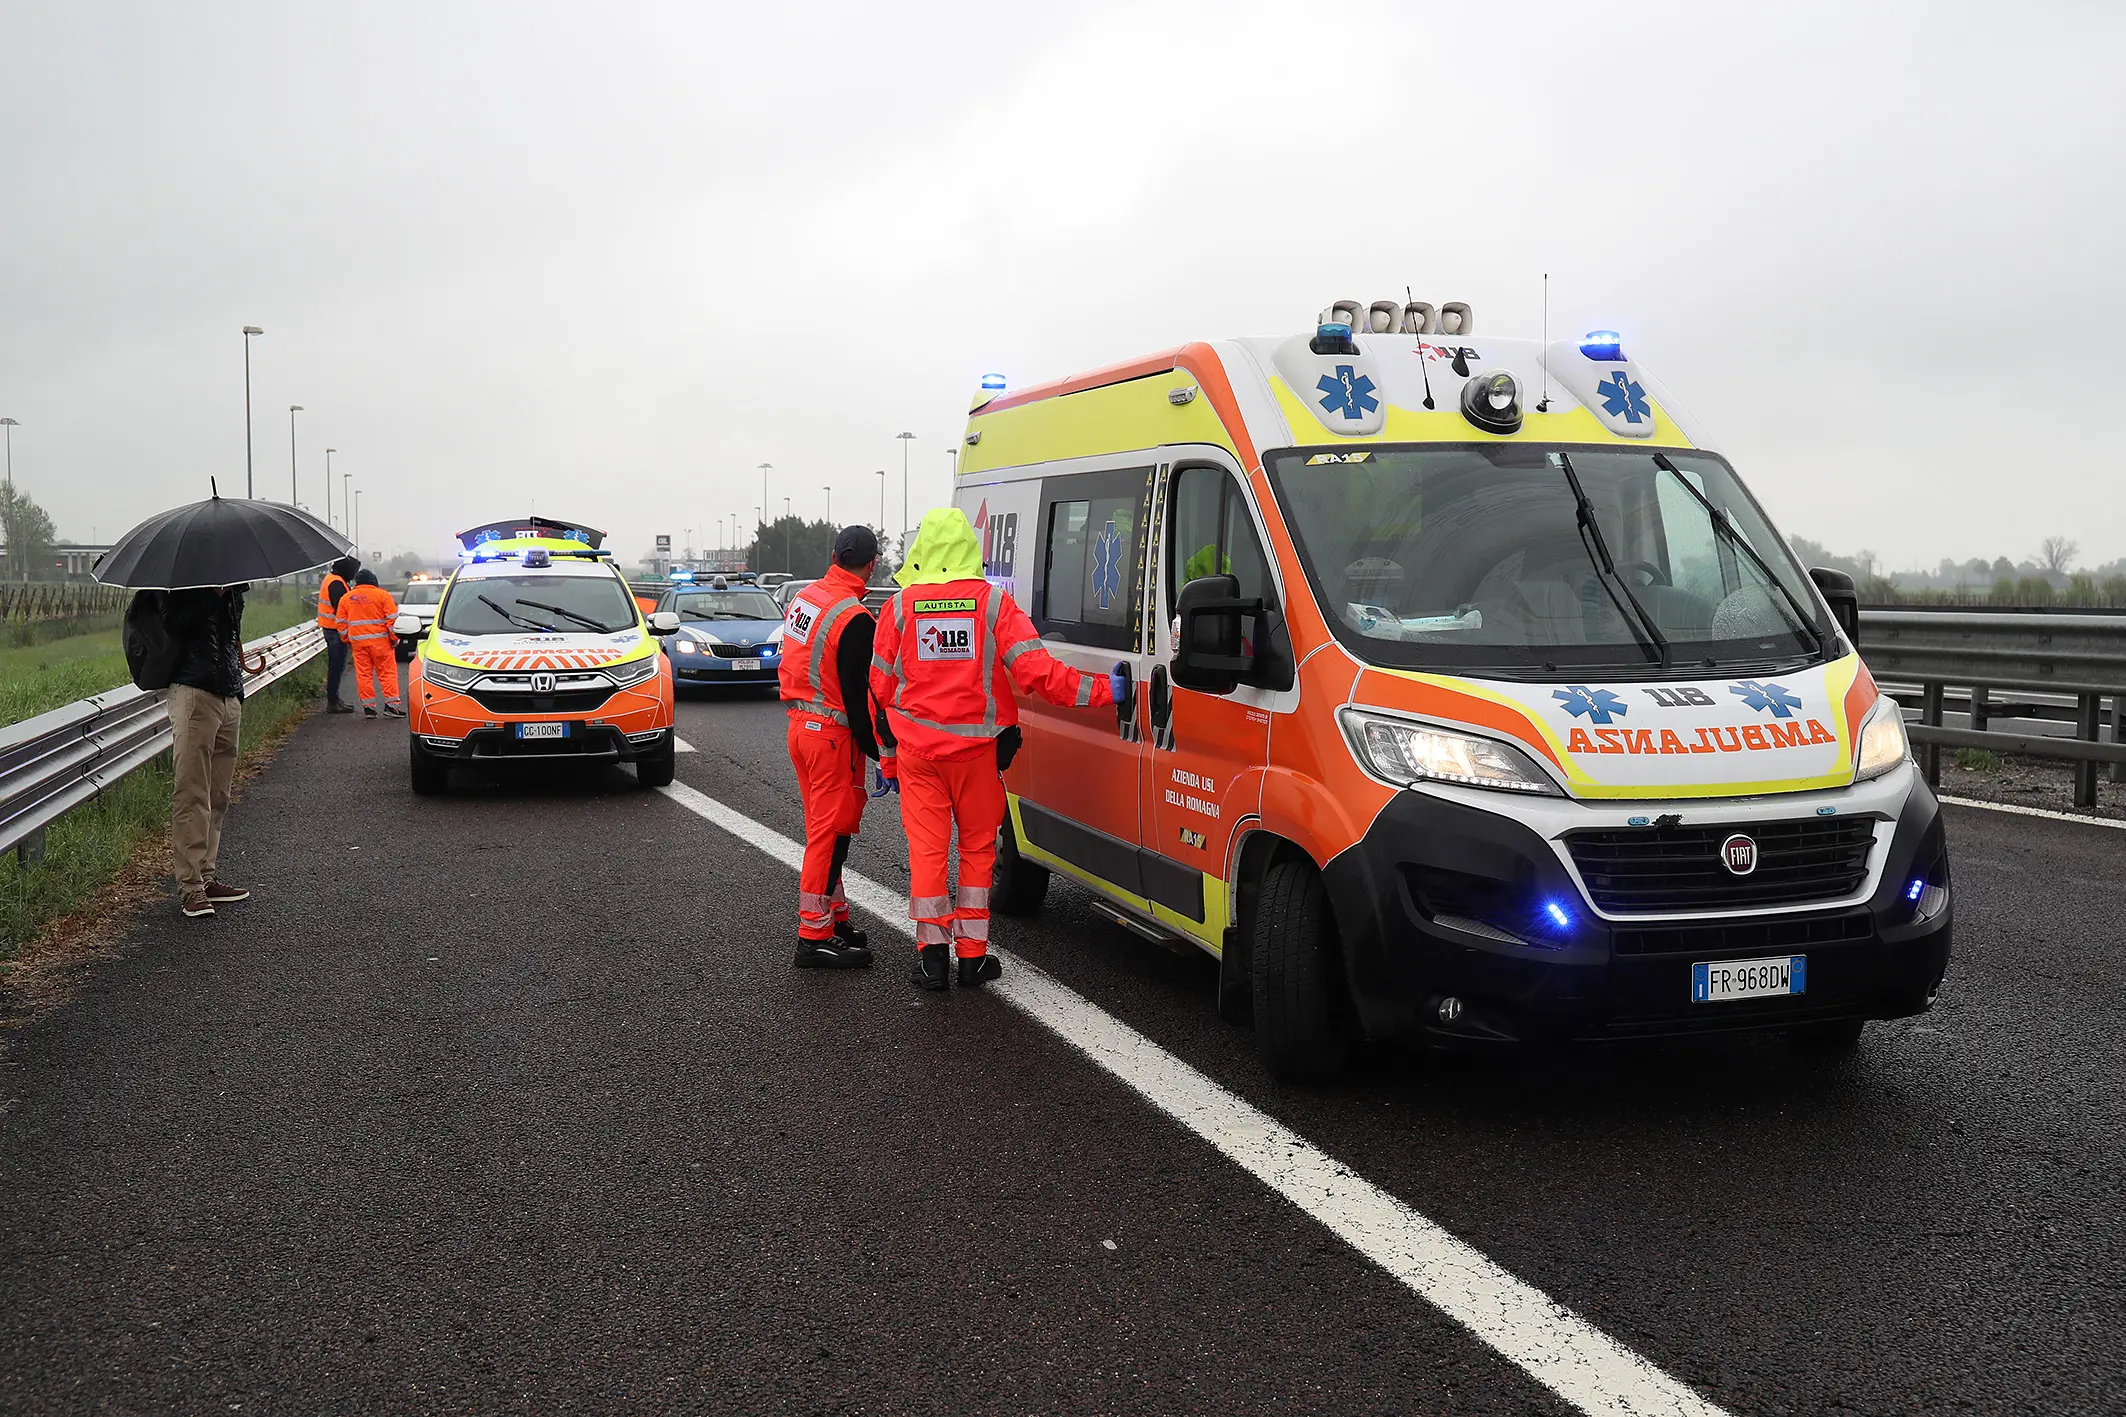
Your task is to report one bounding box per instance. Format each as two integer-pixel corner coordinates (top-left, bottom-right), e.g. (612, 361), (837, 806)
(635, 735), (676, 789)
(409, 736), (448, 796)
(1250, 859), (1351, 1082)
(992, 820), (1049, 916)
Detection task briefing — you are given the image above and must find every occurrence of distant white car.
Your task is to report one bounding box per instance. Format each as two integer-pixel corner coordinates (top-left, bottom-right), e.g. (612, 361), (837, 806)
(395, 579), (447, 659)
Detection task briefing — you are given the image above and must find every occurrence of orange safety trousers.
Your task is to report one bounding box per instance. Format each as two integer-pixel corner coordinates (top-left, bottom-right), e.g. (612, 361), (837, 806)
(350, 638), (400, 706)
(898, 748), (1004, 959)
(788, 715), (866, 940)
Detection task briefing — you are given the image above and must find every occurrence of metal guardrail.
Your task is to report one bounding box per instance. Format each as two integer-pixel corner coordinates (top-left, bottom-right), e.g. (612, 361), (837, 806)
(1862, 609), (2126, 807)
(0, 622), (324, 863)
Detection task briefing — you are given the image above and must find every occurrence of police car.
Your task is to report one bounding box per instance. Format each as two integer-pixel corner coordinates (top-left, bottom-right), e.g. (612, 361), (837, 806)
(654, 575), (786, 688)
(394, 518), (680, 793)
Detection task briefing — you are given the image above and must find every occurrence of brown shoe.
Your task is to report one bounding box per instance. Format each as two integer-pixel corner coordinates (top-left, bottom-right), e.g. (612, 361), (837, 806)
(180, 892), (216, 918)
(203, 879), (250, 903)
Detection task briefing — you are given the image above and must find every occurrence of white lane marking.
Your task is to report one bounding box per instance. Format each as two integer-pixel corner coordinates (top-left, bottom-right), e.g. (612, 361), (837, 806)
(656, 780), (1727, 1417)
(675, 738), (697, 754)
(1939, 794), (2125, 831)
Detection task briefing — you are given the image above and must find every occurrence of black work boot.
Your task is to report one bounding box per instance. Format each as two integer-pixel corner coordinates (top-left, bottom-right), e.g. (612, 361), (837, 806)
(794, 936), (871, 970)
(832, 920), (873, 963)
(910, 943), (951, 991)
(957, 953), (1003, 987)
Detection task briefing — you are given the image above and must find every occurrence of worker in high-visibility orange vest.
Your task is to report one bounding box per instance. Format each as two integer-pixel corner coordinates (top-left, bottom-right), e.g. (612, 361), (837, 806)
(778, 526), (885, 970)
(337, 570), (405, 719)
(871, 507), (1125, 991)
(315, 557), (359, 714)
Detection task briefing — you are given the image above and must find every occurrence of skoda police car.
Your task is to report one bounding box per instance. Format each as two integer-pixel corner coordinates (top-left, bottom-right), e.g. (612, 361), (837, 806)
(395, 518), (680, 793)
(653, 574), (786, 688)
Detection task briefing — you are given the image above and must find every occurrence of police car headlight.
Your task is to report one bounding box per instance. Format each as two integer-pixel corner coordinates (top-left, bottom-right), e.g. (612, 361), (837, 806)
(1338, 708), (1561, 795)
(606, 654), (660, 688)
(422, 659), (479, 690)
(674, 639), (697, 653)
(1854, 698), (1911, 782)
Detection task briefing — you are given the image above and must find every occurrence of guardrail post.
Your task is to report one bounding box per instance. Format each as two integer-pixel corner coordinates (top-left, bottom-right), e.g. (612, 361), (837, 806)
(2112, 694), (2124, 787)
(1921, 682), (1943, 788)
(15, 827), (44, 867)
(2076, 693), (2100, 809)
(1969, 685), (1989, 733)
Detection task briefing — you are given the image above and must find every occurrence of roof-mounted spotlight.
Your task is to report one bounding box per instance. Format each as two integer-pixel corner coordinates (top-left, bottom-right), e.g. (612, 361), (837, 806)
(1579, 330), (1625, 361)
(1310, 321), (1359, 355)
(1460, 369), (1522, 435)
(980, 372), (1008, 391)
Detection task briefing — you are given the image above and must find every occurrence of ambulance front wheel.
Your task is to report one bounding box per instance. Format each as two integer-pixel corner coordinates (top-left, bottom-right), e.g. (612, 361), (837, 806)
(635, 733), (676, 789)
(1250, 859), (1352, 1083)
(408, 736), (448, 796)
(992, 820), (1050, 917)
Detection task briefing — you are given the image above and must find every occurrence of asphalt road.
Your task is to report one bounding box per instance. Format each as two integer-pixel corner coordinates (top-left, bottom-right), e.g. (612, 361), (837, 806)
(2, 685), (2121, 1415)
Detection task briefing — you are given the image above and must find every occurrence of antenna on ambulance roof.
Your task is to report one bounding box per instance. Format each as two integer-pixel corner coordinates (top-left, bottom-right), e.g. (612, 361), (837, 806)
(1409, 285), (1436, 410)
(1536, 272), (1552, 412)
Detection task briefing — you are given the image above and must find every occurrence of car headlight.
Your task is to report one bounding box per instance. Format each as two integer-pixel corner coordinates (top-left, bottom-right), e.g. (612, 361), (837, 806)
(1338, 708), (1561, 795)
(1853, 697), (1911, 781)
(422, 659), (480, 690)
(606, 654), (660, 688)
(674, 639), (697, 653)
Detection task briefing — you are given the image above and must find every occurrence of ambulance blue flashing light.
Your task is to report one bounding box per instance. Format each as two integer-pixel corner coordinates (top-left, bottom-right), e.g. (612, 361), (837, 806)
(1905, 877), (1925, 903)
(1544, 899), (1574, 930)
(1580, 330), (1626, 361)
(1310, 322), (1359, 356)
(980, 372), (1008, 391)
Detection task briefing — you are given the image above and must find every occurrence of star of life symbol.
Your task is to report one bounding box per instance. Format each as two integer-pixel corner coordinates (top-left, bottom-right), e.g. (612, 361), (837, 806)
(1595, 371), (1651, 424)
(1090, 517), (1124, 610)
(1729, 680), (1803, 718)
(1554, 685), (1629, 724)
(1315, 364), (1379, 421)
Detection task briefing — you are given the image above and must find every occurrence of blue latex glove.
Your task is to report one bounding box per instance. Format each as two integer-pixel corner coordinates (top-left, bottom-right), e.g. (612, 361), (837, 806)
(1109, 668), (1129, 703)
(870, 764), (899, 798)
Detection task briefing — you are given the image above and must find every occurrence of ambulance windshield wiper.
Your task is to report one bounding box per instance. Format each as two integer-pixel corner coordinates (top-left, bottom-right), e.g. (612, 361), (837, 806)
(479, 593), (554, 632)
(1650, 453), (1824, 657)
(513, 596), (618, 633)
(1552, 451), (1668, 668)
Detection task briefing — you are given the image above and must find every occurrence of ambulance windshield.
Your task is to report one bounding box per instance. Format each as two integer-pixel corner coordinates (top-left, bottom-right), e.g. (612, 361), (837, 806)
(437, 574), (637, 635)
(1265, 445), (1830, 675)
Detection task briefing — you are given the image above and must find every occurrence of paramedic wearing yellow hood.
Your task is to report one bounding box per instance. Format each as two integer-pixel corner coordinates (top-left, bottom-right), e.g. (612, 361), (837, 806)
(872, 508), (1126, 991)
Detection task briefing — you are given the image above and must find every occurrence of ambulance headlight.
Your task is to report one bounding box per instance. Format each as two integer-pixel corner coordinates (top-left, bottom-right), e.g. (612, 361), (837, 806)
(1339, 709), (1561, 795)
(1853, 698), (1911, 781)
(606, 654), (660, 688)
(421, 660), (480, 690)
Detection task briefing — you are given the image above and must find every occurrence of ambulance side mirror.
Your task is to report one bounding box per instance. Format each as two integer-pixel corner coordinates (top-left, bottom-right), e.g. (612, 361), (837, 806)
(1172, 574), (1262, 696)
(1808, 568), (1860, 649)
(391, 614), (422, 637)
(647, 611), (681, 636)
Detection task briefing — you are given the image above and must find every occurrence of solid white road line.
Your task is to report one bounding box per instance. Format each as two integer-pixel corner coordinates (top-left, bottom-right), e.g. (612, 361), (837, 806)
(674, 738), (697, 754)
(657, 780), (1728, 1417)
(1939, 793), (2125, 830)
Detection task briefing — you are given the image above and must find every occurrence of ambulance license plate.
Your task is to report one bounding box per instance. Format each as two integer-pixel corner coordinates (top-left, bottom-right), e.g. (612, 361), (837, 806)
(516, 722), (568, 740)
(727, 658), (760, 671)
(1693, 955), (1806, 1003)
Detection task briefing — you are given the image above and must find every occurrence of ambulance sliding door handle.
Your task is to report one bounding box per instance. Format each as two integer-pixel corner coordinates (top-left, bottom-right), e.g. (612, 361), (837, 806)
(1113, 662), (1137, 742)
(1148, 665), (1172, 752)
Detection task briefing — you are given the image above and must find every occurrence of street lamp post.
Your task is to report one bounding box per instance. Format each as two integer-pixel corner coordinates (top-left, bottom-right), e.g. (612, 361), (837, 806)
(758, 463), (772, 540)
(874, 469), (885, 535)
(1, 418), (17, 580)
(242, 326), (263, 498)
(342, 473), (352, 549)
(325, 448), (337, 528)
(288, 405), (304, 505)
(354, 490), (362, 554)
(896, 432), (915, 539)
(823, 485), (831, 525)
(783, 497), (791, 572)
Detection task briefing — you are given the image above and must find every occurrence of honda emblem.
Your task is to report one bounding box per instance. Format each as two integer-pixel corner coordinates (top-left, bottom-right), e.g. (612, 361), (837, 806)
(533, 672), (556, 694)
(1720, 833), (1759, 876)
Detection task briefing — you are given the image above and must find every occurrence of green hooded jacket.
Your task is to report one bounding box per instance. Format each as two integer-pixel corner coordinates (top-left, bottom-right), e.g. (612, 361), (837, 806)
(894, 507), (986, 588)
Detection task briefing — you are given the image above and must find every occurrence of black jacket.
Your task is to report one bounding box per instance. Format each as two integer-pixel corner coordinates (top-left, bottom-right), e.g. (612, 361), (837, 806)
(834, 610), (881, 761)
(165, 586), (249, 700)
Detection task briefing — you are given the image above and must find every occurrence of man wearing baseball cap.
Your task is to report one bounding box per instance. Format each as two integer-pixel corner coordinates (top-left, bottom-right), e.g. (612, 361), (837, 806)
(776, 525), (887, 968)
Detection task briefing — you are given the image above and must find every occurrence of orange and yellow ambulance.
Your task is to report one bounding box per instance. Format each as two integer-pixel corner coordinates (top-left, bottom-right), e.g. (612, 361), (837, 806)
(963, 303), (1950, 1080)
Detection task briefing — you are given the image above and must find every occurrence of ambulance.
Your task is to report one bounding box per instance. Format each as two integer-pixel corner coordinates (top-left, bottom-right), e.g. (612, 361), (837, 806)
(963, 302), (1950, 1080)
(395, 517), (681, 794)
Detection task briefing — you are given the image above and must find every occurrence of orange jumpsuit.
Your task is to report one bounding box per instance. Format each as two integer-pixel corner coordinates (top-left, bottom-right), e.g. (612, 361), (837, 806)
(777, 564), (880, 941)
(870, 578), (1114, 958)
(338, 583), (401, 707)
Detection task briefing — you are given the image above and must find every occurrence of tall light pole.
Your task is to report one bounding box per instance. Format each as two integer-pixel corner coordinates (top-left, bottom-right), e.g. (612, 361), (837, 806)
(1, 419), (17, 579)
(783, 497), (791, 572)
(242, 326), (263, 498)
(353, 490), (362, 554)
(685, 526), (693, 565)
(896, 432), (915, 538)
(287, 405), (304, 505)
(757, 462), (772, 538)
(342, 473), (352, 548)
(822, 485), (831, 524)
(874, 469), (885, 533)
(324, 448), (337, 528)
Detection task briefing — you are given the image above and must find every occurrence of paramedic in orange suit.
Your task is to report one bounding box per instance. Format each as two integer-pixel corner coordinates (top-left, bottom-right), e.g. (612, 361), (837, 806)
(338, 570), (404, 719)
(778, 526), (884, 970)
(870, 507), (1126, 992)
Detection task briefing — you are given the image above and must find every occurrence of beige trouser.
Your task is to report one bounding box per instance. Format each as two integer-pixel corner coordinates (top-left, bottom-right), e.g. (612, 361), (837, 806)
(169, 684), (243, 894)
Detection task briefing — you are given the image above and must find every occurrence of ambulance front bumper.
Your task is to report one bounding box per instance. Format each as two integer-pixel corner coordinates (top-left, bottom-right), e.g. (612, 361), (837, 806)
(1320, 764), (1952, 1045)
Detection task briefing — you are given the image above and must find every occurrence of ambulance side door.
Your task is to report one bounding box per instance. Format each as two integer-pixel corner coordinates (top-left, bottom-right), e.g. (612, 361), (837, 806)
(1140, 456), (1278, 950)
(1010, 463), (1155, 891)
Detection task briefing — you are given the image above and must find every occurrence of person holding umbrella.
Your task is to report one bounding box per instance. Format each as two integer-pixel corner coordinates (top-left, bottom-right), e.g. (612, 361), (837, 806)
(96, 480), (351, 918)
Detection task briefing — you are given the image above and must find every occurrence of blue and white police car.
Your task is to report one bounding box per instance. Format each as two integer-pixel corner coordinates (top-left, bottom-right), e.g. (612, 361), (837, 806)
(655, 575), (785, 688)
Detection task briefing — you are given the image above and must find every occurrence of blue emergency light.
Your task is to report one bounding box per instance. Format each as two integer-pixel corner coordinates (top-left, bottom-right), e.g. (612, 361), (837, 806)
(1310, 321), (1359, 356)
(1579, 330), (1625, 361)
(980, 372), (1008, 391)
(1906, 878), (1925, 903)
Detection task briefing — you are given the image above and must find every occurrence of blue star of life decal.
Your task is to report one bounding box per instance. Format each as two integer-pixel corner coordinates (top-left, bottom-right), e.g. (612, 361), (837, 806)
(1595, 371), (1651, 424)
(1729, 680), (1803, 718)
(1090, 517), (1124, 610)
(1315, 365), (1379, 421)
(1553, 685), (1629, 724)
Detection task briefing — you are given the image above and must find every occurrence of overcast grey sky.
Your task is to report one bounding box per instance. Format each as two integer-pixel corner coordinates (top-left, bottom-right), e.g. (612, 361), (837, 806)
(3, 1), (2119, 571)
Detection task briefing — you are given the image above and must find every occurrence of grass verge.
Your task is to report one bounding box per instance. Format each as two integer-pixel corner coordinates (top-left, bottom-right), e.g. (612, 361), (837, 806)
(0, 658), (324, 964)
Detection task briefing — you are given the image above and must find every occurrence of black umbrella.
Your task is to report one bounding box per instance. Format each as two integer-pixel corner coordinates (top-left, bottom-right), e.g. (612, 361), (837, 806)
(93, 480), (353, 590)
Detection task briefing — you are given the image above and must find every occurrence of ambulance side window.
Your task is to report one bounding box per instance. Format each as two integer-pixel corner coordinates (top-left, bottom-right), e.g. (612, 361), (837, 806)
(1032, 465), (1151, 653)
(1167, 465), (1273, 610)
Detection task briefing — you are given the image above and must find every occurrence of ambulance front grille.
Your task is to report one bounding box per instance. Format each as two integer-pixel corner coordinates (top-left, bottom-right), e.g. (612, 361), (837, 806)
(1564, 818), (1876, 914)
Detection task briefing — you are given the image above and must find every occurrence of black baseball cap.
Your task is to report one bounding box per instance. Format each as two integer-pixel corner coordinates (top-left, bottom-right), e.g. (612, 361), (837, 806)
(833, 525), (880, 569)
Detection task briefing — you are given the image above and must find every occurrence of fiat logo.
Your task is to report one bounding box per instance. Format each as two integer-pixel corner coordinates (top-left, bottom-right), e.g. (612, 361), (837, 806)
(1720, 833), (1759, 876)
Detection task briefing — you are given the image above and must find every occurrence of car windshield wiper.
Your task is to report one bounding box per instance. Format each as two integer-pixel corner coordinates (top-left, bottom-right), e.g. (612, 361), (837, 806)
(1651, 454), (1825, 656)
(479, 593), (554, 632)
(514, 596), (617, 633)
(1552, 451), (1668, 668)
